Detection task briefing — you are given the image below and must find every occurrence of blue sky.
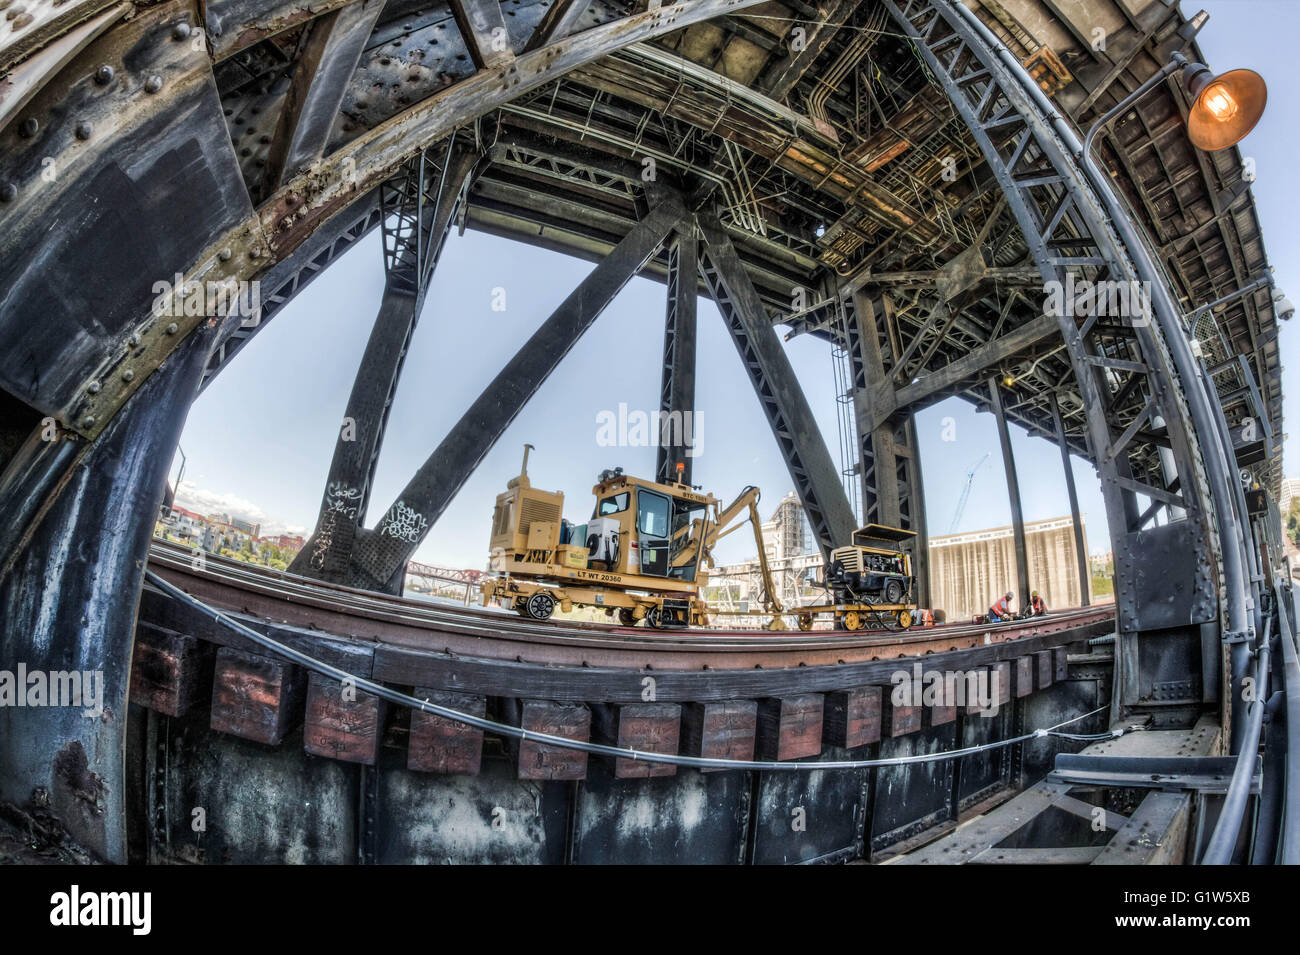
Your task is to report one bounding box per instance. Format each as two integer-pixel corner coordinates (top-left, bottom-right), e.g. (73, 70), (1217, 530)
(173, 0), (1297, 570)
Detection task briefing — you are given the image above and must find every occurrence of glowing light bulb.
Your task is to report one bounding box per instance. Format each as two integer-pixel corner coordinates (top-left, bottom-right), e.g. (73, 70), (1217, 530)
(1201, 83), (1239, 121)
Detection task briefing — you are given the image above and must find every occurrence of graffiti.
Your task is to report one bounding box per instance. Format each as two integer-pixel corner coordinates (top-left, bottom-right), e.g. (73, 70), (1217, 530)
(312, 482), (362, 568)
(380, 500), (428, 543)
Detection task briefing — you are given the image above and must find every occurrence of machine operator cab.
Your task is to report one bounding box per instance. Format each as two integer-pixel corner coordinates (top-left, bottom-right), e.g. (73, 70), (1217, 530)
(586, 468), (712, 581)
(826, 524), (916, 605)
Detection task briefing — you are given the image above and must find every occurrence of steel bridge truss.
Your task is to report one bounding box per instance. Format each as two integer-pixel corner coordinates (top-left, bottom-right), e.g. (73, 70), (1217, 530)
(884, 0), (1224, 720)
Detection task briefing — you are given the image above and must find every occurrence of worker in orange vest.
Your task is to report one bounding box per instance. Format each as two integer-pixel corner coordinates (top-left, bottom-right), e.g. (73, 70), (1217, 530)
(1029, 590), (1047, 616)
(988, 591), (1013, 622)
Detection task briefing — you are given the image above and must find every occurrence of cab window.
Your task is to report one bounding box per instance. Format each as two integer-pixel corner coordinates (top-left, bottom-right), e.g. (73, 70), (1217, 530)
(637, 490), (670, 538)
(595, 493), (629, 517)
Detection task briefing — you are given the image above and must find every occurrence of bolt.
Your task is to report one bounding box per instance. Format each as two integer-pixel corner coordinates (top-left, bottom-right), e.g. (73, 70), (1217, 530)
(128, 333), (140, 346)
(75, 121), (92, 140)
(121, 369), (134, 382)
(87, 381), (101, 394)
(18, 117), (38, 137)
(166, 322), (179, 335)
(94, 65), (115, 85)
(144, 75), (163, 94)
(0, 182), (15, 202)
(171, 21), (191, 40)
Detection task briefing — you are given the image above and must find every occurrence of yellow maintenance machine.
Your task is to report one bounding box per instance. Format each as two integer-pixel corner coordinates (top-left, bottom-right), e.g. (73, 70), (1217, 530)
(480, 445), (784, 629)
(793, 524), (925, 631)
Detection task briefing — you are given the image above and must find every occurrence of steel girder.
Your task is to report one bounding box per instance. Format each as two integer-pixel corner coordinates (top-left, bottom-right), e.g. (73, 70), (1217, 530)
(847, 291), (930, 606)
(655, 226), (699, 486)
(883, 0), (1240, 722)
(199, 192), (384, 392)
(330, 195), (688, 593)
(696, 210), (857, 561)
(288, 141), (480, 582)
(988, 376), (1030, 605)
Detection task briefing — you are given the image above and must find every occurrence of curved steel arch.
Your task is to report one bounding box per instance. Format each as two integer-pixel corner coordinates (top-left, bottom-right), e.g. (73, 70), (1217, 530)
(882, 0), (1248, 717)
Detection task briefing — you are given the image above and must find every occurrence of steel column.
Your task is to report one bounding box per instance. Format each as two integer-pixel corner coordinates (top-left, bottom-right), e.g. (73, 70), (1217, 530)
(696, 211), (857, 559)
(850, 291), (930, 604)
(1049, 391), (1091, 606)
(988, 377), (1030, 607)
(291, 143), (479, 582)
(656, 225), (699, 485)
(344, 195), (688, 592)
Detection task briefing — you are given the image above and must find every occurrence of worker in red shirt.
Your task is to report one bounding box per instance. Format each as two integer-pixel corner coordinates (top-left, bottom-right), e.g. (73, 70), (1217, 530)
(1029, 590), (1047, 616)
(988, 591), (1013, 622)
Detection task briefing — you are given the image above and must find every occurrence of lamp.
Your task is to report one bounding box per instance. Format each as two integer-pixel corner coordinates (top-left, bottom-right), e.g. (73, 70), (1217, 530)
(1182, 63), (1267, 152)
(1082, 52), (1267, 160)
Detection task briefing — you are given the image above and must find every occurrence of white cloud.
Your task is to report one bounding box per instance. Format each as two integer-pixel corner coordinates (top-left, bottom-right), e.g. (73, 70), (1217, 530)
(174, 481), (309, 538)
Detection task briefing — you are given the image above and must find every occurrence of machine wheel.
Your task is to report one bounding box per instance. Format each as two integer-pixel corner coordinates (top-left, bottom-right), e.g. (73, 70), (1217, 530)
(897, 609), (914, 629)
(645, 606), (665, 630)
(842, 610), (862, 632)
(523, 591), (556, 620)
(884, 579), (904, 604)
(618, 608), (636, 627)
(797, 614), (814, 632)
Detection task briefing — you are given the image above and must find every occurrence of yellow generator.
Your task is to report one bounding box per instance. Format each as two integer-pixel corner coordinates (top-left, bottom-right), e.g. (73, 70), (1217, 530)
(481, 446), (783, 629)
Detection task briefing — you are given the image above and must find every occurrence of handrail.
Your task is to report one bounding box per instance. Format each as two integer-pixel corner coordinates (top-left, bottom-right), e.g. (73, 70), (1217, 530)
(1201, 611), (1272, 864)
(1276, 584), (1300, 864)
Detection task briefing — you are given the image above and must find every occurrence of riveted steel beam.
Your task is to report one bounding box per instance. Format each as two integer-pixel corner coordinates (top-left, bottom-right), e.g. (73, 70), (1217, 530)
(38, 0), (771, 448)
(656, 224), (699, 485)
(697, 210), (856, 560)
(334, 195), (687, 592)
(884, 0), (1218, 652)
(289, 141), (479, 582)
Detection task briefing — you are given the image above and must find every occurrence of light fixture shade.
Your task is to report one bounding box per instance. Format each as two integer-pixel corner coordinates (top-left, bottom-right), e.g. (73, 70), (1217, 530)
(1187, 68), (1267, 151)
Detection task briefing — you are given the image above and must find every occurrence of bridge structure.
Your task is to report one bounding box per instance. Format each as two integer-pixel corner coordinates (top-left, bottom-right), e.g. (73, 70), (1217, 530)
(0, 0), (1295, 864)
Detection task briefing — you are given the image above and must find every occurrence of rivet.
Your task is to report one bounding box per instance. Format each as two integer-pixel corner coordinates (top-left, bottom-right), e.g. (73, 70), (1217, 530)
(75, 121), (92, 140)
(121, 369), (134, 382)
(18, 117), (38, 137)
(219, 248), (232, 261)
(144, 75), (163, 94)
(94, 65), (115, 85)
(88, 381), (101, 394)
(82, 417), (96, 428)
(171, 21), (191, 40)
(0, 182), (15, 202)
(166, 322), (178, 335)
(249, 248), (261, 260)
(128, 333), (140, 346)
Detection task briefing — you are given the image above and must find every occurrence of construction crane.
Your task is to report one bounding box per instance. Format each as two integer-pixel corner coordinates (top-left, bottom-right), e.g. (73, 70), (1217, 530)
(949, 452), (991, 532)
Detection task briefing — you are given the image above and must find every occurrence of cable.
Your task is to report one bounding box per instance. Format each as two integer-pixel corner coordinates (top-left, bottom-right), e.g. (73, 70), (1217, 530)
(145, 570), (1115, 772)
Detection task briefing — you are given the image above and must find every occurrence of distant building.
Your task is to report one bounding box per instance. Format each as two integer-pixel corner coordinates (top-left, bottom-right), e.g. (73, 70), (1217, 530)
(929, 516), (1093, 621)
(209, 512), (261, 537)
(265, 534), (305, 555)
(1281, 478), (1300, 514)
(160, 505), (209, 543)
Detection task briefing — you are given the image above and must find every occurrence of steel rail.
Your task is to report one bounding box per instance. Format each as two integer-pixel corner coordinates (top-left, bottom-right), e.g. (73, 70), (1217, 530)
(146, 538), (1112, 661)
(1200, 610), (1272, 864)
(1275, 583), (1300, 865)
(144, 568), (1115, 771)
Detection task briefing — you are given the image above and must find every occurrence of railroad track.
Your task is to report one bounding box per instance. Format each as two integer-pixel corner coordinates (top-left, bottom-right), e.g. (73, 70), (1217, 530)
(145, 539), (1117, 672)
